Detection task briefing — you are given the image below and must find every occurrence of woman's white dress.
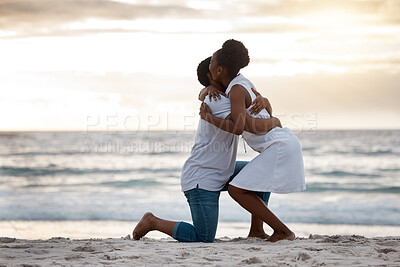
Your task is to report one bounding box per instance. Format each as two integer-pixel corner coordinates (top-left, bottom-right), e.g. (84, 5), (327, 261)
(227, 74), (306, 193)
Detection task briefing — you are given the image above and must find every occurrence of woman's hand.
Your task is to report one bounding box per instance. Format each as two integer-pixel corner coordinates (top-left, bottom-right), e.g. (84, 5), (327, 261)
(199, 102), (212, 120)
(198, 87), (208, 101)
(249, 88), (273, 116)
(198, 85), (226, 102)
(207, 85), (226, 101)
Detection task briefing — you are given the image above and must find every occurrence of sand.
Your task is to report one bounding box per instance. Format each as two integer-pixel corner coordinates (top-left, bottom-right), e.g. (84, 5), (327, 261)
(1, 235), (399, 266)
(2, 220), (400, 240)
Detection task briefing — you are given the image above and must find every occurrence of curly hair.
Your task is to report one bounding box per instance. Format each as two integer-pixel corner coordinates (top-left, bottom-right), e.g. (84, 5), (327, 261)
(197, 56), (212, 87)
(216, 39), (250, 78)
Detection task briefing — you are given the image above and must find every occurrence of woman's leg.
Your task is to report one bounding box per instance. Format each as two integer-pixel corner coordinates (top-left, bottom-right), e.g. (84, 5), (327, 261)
(247, 192), (271, 239)
(228, 185), (294, 242)
(227, 161), (270, 238)
(248, 215), (269, 238)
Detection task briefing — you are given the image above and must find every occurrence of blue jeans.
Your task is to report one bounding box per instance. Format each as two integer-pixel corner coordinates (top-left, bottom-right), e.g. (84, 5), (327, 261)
(172, 161), (271, 242)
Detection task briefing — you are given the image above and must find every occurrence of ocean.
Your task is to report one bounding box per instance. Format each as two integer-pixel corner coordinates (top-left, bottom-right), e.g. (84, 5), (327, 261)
(0, 130), (399, 238)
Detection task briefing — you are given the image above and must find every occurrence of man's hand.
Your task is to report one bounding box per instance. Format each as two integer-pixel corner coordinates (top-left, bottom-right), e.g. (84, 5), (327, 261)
(272, 116), (282, 128)
(199, 102), (212, 120)
(249, 88), (273, 116)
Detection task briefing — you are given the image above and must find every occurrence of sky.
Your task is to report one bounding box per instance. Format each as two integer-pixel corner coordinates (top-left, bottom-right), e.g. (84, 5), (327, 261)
(0, 0), (399, 131)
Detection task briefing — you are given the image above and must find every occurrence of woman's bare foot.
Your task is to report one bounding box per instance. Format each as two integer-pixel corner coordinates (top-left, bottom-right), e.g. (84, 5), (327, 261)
(247, 231), (270, 239)
(268, 231), (295, 243)
(132, 212), (156, 240)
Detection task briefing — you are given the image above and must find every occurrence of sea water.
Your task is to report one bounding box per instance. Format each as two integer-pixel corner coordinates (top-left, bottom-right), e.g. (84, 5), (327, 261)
(0, 130), (399, 237)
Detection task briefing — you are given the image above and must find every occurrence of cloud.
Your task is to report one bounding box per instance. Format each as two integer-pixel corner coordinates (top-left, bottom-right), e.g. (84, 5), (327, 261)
(246, 0), (376, 16)
(247, 0), (400, 24)
(249, 70), (400, 115)
(1, 0), (400, 38)
(0, 0), (206, 33)
(253, 55), (400, 68)
(377, 0), (400, 24)
(231, 23), (314, 34)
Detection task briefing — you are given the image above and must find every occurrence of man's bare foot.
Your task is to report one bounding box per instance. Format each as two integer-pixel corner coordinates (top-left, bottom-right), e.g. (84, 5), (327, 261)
(247, 231), (270, 239)
(267, 231), (295, 243)
(132, 212), (157, 240)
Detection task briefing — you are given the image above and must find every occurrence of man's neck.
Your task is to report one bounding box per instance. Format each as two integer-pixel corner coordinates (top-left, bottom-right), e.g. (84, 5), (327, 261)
(210, 80), (226, 93)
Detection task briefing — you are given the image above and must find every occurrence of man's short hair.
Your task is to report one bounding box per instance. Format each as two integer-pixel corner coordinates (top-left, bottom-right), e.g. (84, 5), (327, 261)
(197, 56), (212, 87)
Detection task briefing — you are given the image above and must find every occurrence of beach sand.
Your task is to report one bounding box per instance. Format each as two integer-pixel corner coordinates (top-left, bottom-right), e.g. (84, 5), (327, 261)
(1, 235), (399, 266)
(1, 221), (399, 266)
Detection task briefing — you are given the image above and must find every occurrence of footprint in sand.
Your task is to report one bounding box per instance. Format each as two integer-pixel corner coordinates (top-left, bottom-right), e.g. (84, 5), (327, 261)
(103, 254), (120, 260)
(24, 249), (50, 255)
(246, 247), (262, 251)
(296, 252), (311, 261)
(378, 240), (399, 246)
(376, 248), (397, 254)
(241, 257), (262, 264)
(72, 246), (95, 252)
(0, 237), (16, 243)
(65, 255), (84, 261)
(203, 257), (222, 262)
(9, 244), (32, 249)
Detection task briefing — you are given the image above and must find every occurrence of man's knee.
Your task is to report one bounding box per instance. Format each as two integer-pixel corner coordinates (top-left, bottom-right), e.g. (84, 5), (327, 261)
(199, 235), (215, 243)
(195, 231), (215, 243)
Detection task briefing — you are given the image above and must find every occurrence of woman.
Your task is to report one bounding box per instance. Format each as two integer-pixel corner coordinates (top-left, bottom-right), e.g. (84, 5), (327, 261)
(200, 39), (306, 242)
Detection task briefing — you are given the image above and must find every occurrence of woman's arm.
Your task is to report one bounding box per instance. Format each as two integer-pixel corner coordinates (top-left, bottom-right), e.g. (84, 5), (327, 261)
(227, 85), (248, 135)
(199, 85), (247, 135)
(200, 85), (280, 135)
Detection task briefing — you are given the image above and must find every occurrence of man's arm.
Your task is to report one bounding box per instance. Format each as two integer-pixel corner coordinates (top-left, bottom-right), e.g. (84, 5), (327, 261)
(200, 105), (280, 135)
(244, 115), (281, 134)
(200, 110), (241, 135)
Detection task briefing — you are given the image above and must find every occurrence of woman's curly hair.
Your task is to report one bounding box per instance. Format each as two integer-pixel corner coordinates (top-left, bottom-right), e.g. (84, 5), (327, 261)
(216, 39), (250, 78)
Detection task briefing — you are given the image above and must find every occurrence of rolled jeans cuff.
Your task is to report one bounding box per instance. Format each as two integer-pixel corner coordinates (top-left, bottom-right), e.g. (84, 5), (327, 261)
(172, 221), (182, 239)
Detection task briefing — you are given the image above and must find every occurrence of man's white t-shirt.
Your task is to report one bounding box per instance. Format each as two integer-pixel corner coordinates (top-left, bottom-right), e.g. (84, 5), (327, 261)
(180, 96), (238, 192)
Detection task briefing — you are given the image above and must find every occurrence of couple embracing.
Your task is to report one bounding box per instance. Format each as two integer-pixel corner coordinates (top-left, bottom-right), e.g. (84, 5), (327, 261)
(132, 39), (306, 243)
